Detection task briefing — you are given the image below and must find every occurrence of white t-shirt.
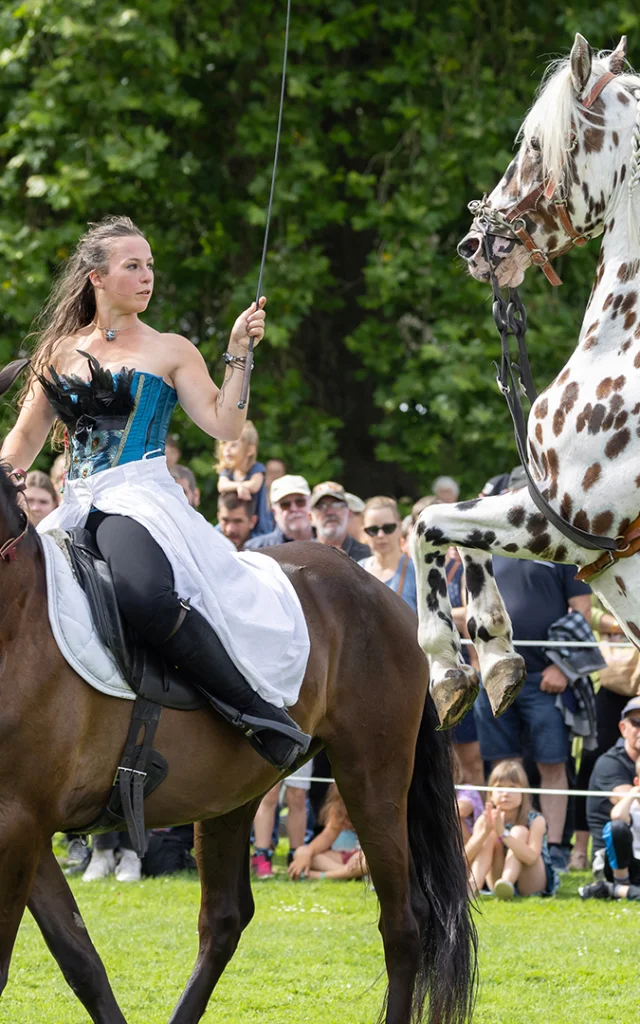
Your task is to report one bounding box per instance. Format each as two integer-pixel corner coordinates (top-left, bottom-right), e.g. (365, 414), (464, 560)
(630, 800), (640, 859)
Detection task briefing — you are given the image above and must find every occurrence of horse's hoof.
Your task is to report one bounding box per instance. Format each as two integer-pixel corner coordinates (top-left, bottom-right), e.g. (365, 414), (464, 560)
(431, 669), (479, 730)
(484, 656), (526, 717)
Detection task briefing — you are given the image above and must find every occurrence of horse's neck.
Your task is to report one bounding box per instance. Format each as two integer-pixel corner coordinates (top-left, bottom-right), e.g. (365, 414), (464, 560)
(578, 193), (640, 354)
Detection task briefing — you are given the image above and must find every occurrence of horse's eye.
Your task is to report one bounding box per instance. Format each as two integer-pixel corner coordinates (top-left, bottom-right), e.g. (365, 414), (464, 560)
(530, 136), (541, 152)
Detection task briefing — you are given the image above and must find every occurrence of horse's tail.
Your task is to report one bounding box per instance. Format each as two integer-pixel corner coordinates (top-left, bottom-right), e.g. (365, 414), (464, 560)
(407, 695), (478, 1024)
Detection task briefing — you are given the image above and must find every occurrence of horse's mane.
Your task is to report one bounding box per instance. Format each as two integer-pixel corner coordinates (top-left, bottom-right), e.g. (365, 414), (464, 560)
(0, 462), (29, 532)
(518, 50), (640, 188)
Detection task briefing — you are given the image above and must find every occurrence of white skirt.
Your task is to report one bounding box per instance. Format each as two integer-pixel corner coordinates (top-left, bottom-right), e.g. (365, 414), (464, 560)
(37, 456), (310, 708)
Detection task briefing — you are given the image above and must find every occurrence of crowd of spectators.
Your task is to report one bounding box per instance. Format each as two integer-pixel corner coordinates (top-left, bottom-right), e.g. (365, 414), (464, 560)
(36, 431), (640, 898)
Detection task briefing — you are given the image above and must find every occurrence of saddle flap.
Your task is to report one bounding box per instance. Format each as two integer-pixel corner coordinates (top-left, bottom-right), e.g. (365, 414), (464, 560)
(65, 529), (206, 712)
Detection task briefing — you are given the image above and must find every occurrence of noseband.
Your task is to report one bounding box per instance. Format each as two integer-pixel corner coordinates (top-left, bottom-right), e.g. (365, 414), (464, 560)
(0, 468), (30, 563)
(469, 68), (619, 286)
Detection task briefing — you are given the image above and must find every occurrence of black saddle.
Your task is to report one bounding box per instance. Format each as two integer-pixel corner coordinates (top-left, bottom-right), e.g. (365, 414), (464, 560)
(66, 527), (206, 712)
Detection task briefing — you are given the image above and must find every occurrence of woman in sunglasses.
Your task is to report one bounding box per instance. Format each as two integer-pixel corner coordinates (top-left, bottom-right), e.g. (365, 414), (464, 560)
(358, 496), (416, 611)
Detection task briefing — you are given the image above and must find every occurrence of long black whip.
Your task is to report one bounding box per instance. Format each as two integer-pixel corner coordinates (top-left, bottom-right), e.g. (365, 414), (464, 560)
(237, 0), (291, 409)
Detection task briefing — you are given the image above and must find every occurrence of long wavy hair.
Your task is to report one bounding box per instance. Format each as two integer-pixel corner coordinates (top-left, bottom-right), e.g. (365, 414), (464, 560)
(22, 215), (145, 445)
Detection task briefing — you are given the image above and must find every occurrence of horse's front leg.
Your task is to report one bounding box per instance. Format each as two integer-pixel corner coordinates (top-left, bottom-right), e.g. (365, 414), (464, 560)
(412, 489), (582, 727)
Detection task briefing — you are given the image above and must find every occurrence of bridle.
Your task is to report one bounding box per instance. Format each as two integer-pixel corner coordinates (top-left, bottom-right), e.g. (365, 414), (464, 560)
(481, 64), (640, 580)
(469, 68), (619, 287)
(0, 468), (30, 563)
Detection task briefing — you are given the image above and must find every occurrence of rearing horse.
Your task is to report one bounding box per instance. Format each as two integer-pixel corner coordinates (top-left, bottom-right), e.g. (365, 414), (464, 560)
(0, 440), (475, 1022)
(412, 33), (640, 728)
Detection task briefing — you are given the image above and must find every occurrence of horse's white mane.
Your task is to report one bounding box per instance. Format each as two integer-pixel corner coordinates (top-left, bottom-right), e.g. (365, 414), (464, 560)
(518, 51), (640, 189)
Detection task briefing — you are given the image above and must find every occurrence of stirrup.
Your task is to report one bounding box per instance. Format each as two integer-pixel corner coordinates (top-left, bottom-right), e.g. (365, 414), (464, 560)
(205, 695), (311, 771)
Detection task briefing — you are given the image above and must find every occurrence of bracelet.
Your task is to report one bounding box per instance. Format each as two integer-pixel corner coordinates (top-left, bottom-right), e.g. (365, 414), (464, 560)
(223, 351), (249, 369)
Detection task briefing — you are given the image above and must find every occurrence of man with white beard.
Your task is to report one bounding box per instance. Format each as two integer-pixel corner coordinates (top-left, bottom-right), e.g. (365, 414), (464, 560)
(310, 481), (370, 561)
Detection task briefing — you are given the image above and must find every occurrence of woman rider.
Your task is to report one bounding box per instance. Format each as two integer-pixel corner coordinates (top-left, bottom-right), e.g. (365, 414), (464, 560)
(0, 215), (311, 771)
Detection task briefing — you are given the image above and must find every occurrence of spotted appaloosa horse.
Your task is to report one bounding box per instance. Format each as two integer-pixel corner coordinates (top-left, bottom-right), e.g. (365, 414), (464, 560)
(411, 33), (640, 729)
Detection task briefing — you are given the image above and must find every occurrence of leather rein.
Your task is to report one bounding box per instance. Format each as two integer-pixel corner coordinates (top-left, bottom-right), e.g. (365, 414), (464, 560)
(481, 67), (640, 583)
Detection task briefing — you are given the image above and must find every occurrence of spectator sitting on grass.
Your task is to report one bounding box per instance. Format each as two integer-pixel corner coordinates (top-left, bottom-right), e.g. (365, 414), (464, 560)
(216, 420), (271, 534)
(580, 751), (640, 902)
(584, 695), (640, 889)
(288, 784), (367, 881)
(453, 751), (484, 844)
(358, 496), (416, 611)
(244, 475), (313, 549)
(465, 760), (559, 900)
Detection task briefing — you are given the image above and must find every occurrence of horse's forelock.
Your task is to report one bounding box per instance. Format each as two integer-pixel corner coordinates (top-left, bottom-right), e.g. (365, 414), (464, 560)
(516, 51), (640, 189)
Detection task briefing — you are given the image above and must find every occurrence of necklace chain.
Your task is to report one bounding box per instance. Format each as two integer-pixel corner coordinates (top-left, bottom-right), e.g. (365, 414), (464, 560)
(90, 320), (137, 342)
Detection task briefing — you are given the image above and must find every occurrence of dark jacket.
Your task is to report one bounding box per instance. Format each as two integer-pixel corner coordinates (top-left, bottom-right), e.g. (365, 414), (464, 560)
(243, 525), (290, 550)
(341, 534), (371, 561)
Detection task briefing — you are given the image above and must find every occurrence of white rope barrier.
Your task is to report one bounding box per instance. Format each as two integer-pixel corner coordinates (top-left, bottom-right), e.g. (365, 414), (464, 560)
(290, 777), (627, 798)
(460, 638), (634, 648)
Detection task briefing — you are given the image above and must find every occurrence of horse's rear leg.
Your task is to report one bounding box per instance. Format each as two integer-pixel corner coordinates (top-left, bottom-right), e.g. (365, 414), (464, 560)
(326, 754), (421, 1024)
(168, 803), (259, 1024)
(28, 845), (127, 1024)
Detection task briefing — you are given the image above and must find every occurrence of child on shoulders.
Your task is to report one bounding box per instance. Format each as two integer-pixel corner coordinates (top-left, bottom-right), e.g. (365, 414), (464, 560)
(216, 420), (272, 535)
(466, 760), (558, 900)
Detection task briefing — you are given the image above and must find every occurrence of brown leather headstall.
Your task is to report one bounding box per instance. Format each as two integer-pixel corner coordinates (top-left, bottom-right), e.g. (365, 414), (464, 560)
(476, 66), (621, 287)
(576, 514), (640, 583)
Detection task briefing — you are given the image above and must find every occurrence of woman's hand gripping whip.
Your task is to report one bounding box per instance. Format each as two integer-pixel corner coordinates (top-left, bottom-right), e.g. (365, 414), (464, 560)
(237, 0), (291, 410)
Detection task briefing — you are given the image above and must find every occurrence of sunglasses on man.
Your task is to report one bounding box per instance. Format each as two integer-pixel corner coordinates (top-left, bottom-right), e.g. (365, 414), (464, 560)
(363, 523), (398, 537)
(277, 497), (308, 510)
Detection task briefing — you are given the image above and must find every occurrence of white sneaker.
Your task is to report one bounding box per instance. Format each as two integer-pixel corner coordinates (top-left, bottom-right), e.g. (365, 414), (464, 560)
(82, 848), (116, 882)
(114, 849), (142, 883)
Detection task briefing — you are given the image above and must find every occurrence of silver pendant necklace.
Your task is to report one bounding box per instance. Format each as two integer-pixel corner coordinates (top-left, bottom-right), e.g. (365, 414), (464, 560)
(91, 320), (137, 342)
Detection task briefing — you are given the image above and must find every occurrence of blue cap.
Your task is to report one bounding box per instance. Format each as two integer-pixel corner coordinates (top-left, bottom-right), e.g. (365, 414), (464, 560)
(621, 695), (640, 719)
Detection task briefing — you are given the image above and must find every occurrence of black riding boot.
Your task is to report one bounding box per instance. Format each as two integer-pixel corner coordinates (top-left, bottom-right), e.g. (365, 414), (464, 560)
(160, 604), (311, 772)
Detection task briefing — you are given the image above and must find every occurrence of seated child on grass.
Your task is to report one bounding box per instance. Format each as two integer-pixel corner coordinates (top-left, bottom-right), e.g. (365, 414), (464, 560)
(579, 752), (640, 902)
(288, 784), (368, 881)
(216, 420), (271, 534)
(454, 750), (484, 843)
(466, 760), (558, 900)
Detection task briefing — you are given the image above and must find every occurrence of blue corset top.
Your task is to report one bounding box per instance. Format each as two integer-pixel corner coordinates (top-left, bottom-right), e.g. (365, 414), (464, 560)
(38, 352), (178, 481)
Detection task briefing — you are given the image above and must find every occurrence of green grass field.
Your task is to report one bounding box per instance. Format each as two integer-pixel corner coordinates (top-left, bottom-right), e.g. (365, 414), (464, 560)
(4, 862), (636, 1024)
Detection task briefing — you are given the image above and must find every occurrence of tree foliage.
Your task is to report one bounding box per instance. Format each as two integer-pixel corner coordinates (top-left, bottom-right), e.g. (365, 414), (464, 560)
(0, 1), (637, 510)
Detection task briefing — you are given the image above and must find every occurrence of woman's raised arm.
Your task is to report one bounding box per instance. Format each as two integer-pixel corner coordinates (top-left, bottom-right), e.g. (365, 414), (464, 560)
(171, 299), (266, 441)
(1, 377), (56, 471)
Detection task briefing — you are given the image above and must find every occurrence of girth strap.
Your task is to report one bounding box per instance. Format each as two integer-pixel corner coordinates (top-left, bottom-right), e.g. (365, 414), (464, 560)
(115, 696), (163, 858)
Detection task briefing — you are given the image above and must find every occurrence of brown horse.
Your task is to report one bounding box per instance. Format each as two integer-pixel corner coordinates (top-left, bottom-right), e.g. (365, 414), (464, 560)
(0, 453), (476, 1023)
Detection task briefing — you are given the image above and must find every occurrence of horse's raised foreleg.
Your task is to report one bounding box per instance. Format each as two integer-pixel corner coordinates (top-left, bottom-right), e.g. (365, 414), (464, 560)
(27, 844), (127, 1024)
(168, 802), (259, 1024)
(412, 490), (582, 726)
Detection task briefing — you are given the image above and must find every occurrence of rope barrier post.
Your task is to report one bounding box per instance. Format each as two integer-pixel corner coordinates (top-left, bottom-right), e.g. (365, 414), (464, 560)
(237, 0), (291, 410)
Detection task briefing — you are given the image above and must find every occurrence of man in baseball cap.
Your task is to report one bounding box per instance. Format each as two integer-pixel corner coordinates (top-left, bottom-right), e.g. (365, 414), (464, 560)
(583, 689), (640, 894)
(310, 481), (370, 561)
(244, 475), (314, 550)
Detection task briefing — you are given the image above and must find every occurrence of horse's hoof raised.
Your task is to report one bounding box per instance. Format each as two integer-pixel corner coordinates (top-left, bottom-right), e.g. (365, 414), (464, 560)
(484, 656), (526, 717)
(431, 669), (479, 730)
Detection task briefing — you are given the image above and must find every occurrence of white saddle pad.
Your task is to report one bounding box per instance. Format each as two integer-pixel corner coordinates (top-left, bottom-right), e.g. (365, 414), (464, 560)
(41, 531), (134, 700)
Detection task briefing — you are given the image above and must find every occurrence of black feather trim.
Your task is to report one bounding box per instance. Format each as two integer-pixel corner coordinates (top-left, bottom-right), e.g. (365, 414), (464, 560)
(37, 350), (136, 428)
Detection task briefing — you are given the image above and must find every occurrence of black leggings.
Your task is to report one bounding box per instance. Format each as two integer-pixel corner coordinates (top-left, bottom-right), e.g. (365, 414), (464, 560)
(86, 512), (182, 644)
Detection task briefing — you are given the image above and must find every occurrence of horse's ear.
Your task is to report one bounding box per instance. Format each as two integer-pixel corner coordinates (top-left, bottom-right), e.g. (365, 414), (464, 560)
(610, 36), (627, 75)
(570, 33), (592, 94)
(0, 359), (30, 398)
